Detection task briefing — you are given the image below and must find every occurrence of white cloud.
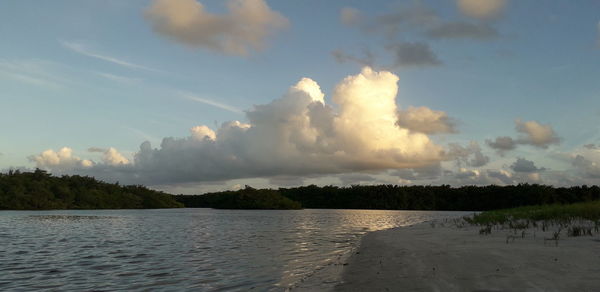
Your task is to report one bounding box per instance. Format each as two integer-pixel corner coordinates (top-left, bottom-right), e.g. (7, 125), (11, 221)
(144, 0), (288, 56)
(191, 125), (217, 141)
(33, 67), (447, 185)
(515, 119), (560, 148)
(397, 106), (456, 134)
(30, 147), (131, 173)
(61, 41), (162, 73)
(102, 148), (131, 166)
(456, 0), (507, 20)
(29, 147), (93, 171)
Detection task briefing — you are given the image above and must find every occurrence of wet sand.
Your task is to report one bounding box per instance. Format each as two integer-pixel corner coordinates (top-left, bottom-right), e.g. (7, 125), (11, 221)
(334, 221), (600, 291)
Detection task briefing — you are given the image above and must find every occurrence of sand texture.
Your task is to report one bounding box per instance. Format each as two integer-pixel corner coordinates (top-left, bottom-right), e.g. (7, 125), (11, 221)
(335, 221), (600, 291)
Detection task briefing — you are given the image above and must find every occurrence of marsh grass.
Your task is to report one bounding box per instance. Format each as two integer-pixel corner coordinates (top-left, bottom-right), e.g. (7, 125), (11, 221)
(464, 200), (600, 241)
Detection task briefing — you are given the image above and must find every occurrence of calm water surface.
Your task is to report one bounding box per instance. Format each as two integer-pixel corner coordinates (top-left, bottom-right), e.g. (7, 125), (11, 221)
(0, 208), (468, 291)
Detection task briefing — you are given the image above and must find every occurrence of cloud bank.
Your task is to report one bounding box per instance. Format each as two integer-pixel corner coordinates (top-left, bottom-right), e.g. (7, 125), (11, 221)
(145, 0), (288, 55)
(31, 68), (452, 185)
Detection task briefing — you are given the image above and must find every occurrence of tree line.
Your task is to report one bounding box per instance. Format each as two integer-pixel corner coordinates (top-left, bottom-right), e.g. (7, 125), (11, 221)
(176, 184), (600, 211)
(0, 169), (183, 210)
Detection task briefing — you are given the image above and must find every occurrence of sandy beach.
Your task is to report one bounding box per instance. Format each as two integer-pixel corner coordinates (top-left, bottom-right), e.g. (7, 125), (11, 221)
(334, 221), (600, 291)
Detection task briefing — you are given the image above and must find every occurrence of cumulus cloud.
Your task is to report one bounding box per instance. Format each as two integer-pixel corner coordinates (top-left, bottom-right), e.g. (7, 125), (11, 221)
(29, 147), (93, 171)
(572, 155), (600, 179)
(456, 0), (507, 20)
(32, 67), (446, 185)
(387, 42), (442, 67)
(486, 136), (516, 154)
(573, 155), (600, 178)
(397, 106), (456, 134)
(87, 147), (131, 166)
(510, 158), (544, 173)
(487, 120), (560, 154)
(102, 148), (131, 166)
(33, 68), (449, 185)
(515, 119), (560, 148)
(426, 21), (499, 40)
(144, 0), (288, 56)
(191, 125), (217, 141)
(487, 169), (514, 184)
(446, 141), (490, 167)
(30, 146), (131, 173)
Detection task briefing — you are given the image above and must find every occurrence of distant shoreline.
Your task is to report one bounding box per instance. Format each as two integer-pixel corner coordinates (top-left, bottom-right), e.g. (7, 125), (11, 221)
(335, 220), (600, 291)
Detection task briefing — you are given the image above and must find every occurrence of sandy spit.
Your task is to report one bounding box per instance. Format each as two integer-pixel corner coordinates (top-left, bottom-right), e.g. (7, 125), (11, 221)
(334, 221), (600, 291)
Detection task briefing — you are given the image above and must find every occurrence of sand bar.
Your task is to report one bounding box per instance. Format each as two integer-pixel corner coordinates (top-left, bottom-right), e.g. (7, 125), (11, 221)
(335, 221), (600, 291)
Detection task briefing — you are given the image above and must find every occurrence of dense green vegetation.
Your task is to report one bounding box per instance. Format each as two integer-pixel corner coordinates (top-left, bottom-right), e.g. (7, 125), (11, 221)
(466, 200), (600, 225)
(174, 186), (301, 210)
(0, 169), (183, 210)
(462, 201), (600, 240)
(177, 184), (600, 211)
(4, 169), (600, 211)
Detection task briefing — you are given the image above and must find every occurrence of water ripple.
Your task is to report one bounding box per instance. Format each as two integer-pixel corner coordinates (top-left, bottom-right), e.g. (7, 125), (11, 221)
(0, 208), (466, 291)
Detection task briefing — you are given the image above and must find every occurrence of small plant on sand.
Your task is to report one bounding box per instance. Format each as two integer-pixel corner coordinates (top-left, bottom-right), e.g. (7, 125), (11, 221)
(479, 225), (492, 235)
(544, 228), (561, 246)
(567, 226), (593, 237)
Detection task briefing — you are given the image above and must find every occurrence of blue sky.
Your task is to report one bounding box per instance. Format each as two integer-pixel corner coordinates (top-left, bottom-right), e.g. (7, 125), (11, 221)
(1, 0), (600, 193)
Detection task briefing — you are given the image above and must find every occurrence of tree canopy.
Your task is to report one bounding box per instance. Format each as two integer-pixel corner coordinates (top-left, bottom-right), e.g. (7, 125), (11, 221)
(177, 184), (600, 211)
(0, 169), (183, 210)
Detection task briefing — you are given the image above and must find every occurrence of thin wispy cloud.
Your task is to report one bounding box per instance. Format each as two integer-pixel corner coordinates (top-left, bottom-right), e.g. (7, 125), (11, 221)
(95, 72), (142, 85)
(0, 59), (65, 89)
(179, 91), (243, 114)
(61, 41), (163, 73)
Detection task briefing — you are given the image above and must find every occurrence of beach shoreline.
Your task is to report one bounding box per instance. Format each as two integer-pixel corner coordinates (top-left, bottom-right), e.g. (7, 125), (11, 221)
(334, 220), (600, 291)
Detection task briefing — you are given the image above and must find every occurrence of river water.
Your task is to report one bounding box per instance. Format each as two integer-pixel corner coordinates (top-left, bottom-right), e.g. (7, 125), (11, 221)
(0, 208), (468, 291)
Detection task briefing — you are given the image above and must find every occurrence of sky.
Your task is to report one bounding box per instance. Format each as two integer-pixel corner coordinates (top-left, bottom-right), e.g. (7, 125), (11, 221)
(1, 0), (600, 194)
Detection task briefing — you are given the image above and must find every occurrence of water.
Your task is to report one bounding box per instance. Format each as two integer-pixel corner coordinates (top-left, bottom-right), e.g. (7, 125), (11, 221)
(0, 208), (468, 291)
